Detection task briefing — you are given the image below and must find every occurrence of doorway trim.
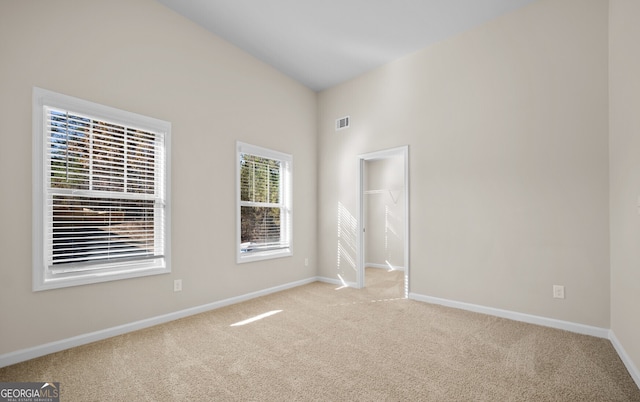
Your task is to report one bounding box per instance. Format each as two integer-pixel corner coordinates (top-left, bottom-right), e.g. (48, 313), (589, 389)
(356, 145), (409, 297)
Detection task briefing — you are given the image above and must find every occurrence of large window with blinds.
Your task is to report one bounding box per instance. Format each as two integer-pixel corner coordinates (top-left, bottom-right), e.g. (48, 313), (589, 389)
(32, 88), (171, 290)
(236, 142), (292, 263)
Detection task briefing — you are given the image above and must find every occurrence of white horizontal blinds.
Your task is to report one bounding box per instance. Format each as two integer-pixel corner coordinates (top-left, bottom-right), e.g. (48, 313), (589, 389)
(45, 106), (164, 271)
(239, 153), (287, 252)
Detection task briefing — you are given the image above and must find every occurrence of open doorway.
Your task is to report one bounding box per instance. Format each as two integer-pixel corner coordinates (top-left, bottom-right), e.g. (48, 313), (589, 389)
(356, 146), (409, 298)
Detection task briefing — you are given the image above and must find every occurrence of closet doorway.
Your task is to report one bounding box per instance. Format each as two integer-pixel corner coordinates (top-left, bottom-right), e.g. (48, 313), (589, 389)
(356, 146), (409, 298)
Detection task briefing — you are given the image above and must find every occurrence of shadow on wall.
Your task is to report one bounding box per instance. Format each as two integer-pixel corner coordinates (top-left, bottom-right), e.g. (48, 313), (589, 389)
(337, 202), (357, 285)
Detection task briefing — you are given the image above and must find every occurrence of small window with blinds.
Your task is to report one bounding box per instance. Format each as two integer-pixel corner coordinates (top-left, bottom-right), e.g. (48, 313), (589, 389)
(236, 142), (292, 263)
(32, 87), (171, 290)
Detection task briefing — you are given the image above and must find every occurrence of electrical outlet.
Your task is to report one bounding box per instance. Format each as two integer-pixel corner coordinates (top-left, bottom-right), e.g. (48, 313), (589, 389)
(304, 258), (309, 267)
(174, 279), (182, 292)
(553, 285), (565, 299)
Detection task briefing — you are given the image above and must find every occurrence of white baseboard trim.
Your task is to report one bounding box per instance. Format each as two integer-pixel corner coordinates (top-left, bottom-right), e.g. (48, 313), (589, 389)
(409, 293), (610, 339)
(316, 276), (358, 288)
(365, 263), (405, 271)
(0, 277), (318, 368)
(609, 331), (640, 389)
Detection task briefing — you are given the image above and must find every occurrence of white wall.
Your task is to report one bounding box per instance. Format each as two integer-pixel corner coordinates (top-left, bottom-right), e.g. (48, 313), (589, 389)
(0, 0), (317, 357)
(318, 0), (610, 327)
(365, 157), (405, 269)
(609, 0), (640, 381)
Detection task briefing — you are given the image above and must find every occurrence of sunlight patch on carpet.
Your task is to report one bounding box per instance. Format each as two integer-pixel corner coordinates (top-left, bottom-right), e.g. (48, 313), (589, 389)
(230, 310), (282, 327)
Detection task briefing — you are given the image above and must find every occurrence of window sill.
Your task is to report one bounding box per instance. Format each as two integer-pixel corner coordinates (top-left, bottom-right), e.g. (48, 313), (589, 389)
(33, 260), (170, 291)
(237, 248), (292, 264)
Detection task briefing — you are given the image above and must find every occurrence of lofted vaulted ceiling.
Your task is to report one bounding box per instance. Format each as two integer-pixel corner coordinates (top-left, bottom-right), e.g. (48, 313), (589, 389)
(157, 0), (537, 91)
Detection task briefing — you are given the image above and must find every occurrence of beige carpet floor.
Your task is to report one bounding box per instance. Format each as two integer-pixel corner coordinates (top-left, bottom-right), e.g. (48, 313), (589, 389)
(1, 268), (639, 401)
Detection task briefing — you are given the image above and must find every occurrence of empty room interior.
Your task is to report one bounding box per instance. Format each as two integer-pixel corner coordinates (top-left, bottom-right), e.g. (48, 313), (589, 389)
(1, 0), (640, 399)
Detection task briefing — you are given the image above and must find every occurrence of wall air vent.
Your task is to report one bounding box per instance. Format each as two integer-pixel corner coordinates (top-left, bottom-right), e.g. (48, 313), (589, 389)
(336, 116), (350, 131)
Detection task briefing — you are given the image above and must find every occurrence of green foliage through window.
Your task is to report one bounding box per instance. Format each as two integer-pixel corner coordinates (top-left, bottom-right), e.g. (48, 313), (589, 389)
(237, 142), (292, 261)
(239, 154), (282, 249)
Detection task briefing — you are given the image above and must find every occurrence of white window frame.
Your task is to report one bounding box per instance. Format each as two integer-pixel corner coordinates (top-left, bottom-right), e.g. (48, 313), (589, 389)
(32, 87), (171, 291)
(236, 141), (292, 263)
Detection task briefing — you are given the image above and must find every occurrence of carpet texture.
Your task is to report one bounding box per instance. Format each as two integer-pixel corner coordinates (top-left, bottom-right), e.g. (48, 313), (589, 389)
(1, 268), (638, 401)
